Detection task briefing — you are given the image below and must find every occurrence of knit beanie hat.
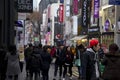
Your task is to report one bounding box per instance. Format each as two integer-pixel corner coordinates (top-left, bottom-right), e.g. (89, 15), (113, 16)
(89, 39), (99, 48)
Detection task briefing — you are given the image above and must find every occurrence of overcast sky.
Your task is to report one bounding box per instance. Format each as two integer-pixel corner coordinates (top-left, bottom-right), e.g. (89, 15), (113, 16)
(33, 0), (41, 11)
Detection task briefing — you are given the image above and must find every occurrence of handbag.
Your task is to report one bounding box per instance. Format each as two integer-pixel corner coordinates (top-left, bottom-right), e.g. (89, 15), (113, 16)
(75, 50), (81, 66)
(75, 59), (81, 66)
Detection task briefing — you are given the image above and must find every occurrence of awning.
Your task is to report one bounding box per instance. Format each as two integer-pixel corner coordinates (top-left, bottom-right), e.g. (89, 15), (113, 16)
(70, 35), (87, 41)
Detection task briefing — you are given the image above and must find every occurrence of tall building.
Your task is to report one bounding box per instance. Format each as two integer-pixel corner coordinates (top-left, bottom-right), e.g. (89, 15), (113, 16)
(0, 0), (17, 46)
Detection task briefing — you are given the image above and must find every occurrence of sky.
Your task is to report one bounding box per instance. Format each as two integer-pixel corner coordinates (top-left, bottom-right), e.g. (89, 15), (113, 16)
(33, 0), (41, 11)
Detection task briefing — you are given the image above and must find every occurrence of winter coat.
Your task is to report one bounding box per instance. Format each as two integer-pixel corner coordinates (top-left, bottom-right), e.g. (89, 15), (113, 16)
(41, 52), (52, 70)
(102, 53), (120, 80)
(6, 52), (21, 75)
(64, 51), (74, 66)
(29, 48), (42, 72)
(81, 48), (100, 80)
(55, 48), (66, 65)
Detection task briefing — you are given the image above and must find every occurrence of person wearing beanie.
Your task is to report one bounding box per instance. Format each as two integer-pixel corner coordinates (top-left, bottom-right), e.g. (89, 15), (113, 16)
(81, 39), (100, 80)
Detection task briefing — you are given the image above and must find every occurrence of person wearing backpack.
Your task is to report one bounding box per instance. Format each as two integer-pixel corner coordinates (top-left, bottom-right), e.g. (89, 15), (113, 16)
(41, 46), (52, 80)
(29, 46), (42, 80)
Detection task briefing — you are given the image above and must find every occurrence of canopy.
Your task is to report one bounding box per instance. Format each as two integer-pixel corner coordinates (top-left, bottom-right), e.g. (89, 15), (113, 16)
(70, 35), (87, 41)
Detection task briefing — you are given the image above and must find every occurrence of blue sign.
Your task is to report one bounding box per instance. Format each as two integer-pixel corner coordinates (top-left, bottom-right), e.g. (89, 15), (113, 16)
(60, 0), (64, 3)
(109, 0), (120, 5)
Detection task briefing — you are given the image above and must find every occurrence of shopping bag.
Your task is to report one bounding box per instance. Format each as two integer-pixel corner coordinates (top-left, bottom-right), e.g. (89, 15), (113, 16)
(75, 59), (81, 66)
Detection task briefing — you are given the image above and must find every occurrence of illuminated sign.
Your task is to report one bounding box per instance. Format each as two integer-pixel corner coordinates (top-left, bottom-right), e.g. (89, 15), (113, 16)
(17, 0), (33, 13)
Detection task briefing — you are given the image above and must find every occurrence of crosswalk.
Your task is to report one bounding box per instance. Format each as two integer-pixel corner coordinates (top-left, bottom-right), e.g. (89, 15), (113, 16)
(72, 67), (79, 77)
(67, 66), (79, 78)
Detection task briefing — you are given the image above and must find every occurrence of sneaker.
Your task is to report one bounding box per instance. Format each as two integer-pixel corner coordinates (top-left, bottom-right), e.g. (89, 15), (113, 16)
(62, 78), (65, 80)
(69, 76), (72, 80)
(53, 78), (56, 80)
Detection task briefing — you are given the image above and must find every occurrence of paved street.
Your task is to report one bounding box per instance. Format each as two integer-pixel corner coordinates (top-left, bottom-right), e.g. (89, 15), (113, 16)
(17, 63), (79, 80)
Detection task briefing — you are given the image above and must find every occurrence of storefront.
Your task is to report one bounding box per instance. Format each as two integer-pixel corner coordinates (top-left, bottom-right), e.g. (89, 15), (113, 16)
(101, 6), (115, 48)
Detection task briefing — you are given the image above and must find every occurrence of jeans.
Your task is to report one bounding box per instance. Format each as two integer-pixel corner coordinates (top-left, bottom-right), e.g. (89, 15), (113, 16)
(63, 65), (72, 78)
(54, 64), (63, 77)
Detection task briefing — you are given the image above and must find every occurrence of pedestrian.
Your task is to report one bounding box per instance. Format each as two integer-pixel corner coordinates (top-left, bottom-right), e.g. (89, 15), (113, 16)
(24, 43), (33, 77)
(6, 45), (21, 80)
(63, 46), (74, 80)
(101, 43), (120, 80)
(53, 45), (65, 80)
(81, 39), (100, 80)
(75, 44), (86, 79)
(0, 45), (7, 80)
(29, 46), (42, 80)
(41, 46), (52, 80)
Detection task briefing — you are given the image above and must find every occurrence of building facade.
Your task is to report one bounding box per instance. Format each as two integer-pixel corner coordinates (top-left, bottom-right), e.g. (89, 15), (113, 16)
(0, 0), (17, 46)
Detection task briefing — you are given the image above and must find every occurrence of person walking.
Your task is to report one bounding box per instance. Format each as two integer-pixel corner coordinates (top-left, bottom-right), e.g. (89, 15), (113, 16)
(24, 43), (33, 77)
(53, 45), (65, 80)
(41, 46), (52, 80)
(75, 44), (86, 79)
(101, 43), (120, 80)
(29, 46), (42, 80)
(81, 39), (100, 80)
(62, 46), (74, 80)
(6, 45), (21, 80)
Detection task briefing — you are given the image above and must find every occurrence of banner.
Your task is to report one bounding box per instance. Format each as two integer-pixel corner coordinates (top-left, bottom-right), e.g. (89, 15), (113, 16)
(73, 0), (78, 15)
(109, 0), (120, 5)
(81, 0), (88, 27)
(81, 0), (89, 35)
(94, 0), (99, 18)
(59, 5), (64, 23)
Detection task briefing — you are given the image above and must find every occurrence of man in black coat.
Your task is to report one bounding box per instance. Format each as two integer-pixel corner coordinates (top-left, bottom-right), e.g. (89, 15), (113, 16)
(81, 39), (100, 80)
(53, 45), (65, 80)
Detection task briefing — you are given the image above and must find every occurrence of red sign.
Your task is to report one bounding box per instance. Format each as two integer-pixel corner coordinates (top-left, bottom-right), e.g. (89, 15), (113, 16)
(73, 0), (78, 15)
(59, 5), (64, 22)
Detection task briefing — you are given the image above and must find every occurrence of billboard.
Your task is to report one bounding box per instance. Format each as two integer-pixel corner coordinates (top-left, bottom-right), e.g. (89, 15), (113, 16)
(59, 4), (64, 23)
(17, 0), (33, 13)
(109, 0), (120, 5)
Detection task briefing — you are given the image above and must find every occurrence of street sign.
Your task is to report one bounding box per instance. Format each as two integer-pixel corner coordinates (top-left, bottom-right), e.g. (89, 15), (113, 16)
(109, 0), (120, 5)
(17, 0), (33, 13)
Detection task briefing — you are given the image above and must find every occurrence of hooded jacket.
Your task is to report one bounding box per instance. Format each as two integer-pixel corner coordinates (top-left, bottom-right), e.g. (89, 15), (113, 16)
(81, 48), (100, 80)
(102, 53), (120, 80)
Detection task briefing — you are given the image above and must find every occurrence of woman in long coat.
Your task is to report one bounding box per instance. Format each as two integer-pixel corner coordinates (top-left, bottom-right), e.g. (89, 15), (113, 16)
(6, 45), (21, 80)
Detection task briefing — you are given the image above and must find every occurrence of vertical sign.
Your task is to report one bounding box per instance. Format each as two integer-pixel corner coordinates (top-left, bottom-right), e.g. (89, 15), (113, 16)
(81, 0), (89, 35)
(73, 0), (78, 15)
(17, 0), (33, 13)
(81, 0), (88, 27)
(66, 0), (70, 17)
(94, 0), (99, 18)
(59, 5), (64, 23)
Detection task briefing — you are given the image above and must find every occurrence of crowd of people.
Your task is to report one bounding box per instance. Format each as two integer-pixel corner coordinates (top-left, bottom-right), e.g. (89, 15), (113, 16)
(0, 39), (120, 80)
